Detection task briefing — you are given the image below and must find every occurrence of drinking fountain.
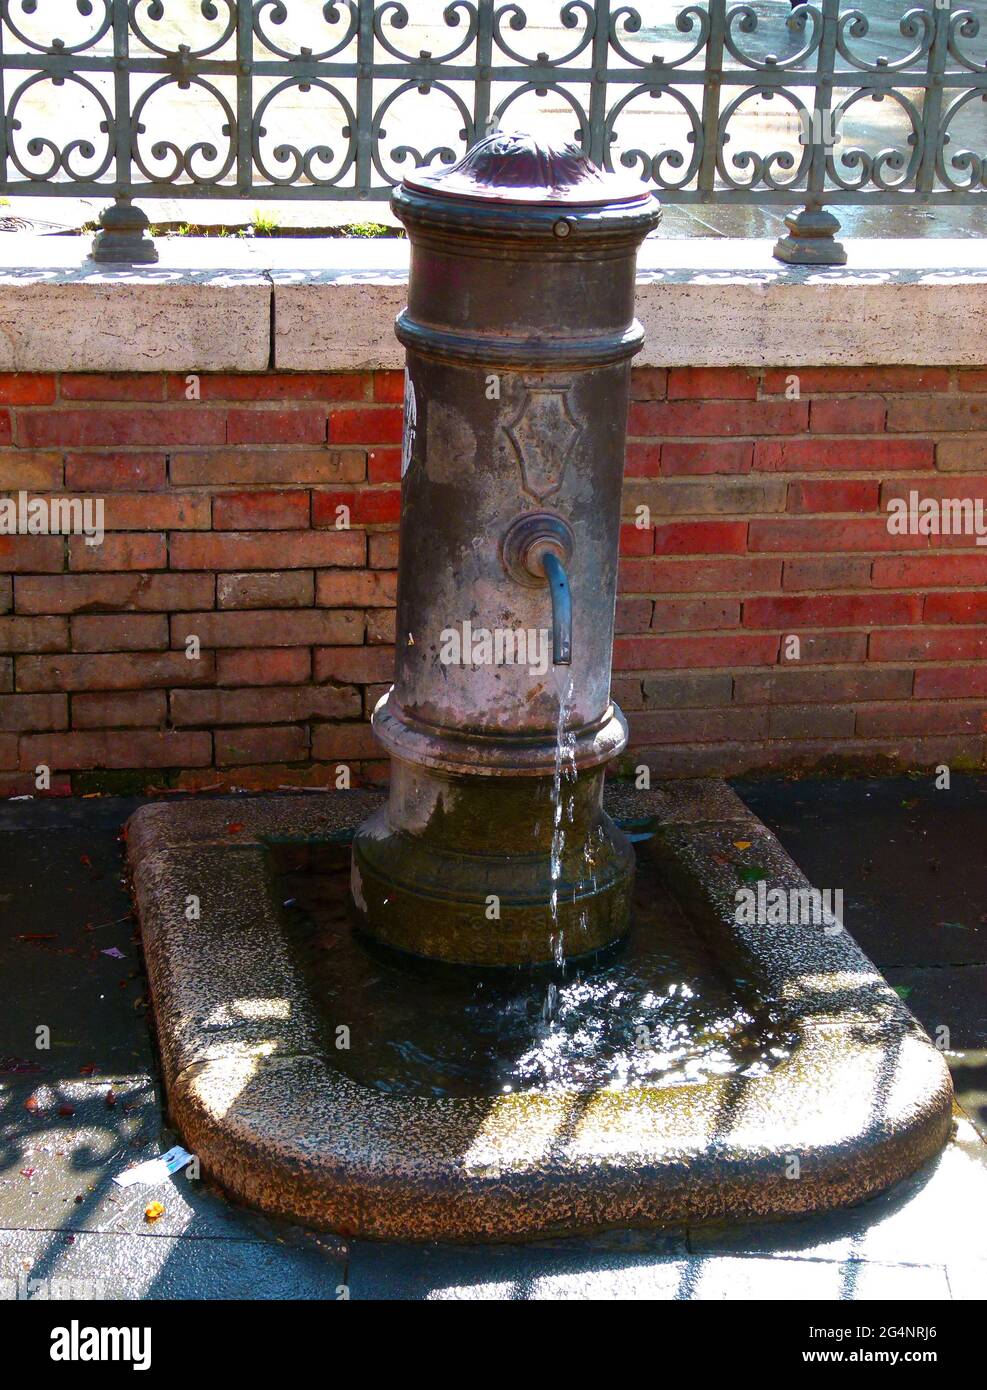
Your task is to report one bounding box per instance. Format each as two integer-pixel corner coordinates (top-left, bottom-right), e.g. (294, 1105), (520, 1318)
(351, 131), (660, 967)
(126, 135), (953, 1243)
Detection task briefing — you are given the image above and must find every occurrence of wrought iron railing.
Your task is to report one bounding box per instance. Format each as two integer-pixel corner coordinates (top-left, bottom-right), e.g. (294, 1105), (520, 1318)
(0, 0), (984, 263)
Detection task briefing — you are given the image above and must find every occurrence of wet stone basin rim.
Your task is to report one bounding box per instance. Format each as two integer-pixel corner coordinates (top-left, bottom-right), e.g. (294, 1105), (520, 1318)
(125, 780), (953, 1243)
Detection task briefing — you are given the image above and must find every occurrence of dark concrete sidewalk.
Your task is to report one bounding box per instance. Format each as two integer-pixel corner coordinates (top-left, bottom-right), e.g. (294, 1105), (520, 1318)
(737, 775), (987, 1147)
(1, 779), (985, 1300)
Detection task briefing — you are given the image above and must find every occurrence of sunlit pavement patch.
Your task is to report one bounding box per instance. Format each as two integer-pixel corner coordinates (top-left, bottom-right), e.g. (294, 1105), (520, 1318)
(0, 1227), (346, 1302)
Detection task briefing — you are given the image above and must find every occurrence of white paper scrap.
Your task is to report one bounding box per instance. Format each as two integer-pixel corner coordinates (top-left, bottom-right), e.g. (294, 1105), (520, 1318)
(113, 1145), (194, 1187)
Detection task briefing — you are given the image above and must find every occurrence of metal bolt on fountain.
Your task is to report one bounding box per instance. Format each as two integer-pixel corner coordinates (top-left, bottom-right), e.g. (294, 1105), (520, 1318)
(351, 131), (659, 968)
(127, 134), (953, 1244)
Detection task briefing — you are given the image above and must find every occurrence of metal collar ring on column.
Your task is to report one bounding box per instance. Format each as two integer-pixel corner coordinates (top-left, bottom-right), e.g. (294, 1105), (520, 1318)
(370, 692), (629, 776)
(395, 312), (646, 368)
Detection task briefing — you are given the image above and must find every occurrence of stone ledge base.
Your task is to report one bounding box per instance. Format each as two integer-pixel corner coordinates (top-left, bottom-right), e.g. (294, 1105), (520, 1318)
(126, 780), (952, 1242)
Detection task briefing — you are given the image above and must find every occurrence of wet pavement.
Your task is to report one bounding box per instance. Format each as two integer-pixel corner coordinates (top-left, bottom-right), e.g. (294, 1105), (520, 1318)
(737, 774), (987, 1145)
(0, 780), (985, 1300)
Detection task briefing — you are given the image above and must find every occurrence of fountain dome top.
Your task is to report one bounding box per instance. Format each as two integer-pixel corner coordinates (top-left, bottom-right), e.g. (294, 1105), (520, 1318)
(404, 130), (657, 208)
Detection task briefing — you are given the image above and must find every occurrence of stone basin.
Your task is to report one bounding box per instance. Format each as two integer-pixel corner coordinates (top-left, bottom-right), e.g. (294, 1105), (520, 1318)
(126, 779), (952, 1242)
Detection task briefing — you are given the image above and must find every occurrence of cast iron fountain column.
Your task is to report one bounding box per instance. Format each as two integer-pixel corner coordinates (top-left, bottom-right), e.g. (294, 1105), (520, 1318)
(351, 133), (660, 966)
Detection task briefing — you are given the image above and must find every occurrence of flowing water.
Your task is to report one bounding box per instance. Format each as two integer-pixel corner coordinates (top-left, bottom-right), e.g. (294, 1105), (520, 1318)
(276, 829), (793, 1100)
(547, 671), (577, 1004)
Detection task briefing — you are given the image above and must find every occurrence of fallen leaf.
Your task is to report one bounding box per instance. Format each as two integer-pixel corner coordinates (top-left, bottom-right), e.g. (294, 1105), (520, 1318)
(733, 840), (752, 851)
(0, 1057), (43, 1076)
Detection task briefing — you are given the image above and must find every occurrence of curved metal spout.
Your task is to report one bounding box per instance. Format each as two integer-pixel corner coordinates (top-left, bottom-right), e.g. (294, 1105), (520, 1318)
(540, 550), (572, 666)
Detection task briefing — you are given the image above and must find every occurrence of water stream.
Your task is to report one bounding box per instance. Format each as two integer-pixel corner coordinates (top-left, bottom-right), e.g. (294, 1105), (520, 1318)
(546, 670), (577, 1015)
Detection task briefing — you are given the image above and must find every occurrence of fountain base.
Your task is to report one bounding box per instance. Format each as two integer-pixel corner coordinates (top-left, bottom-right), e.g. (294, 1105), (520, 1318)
(127, 780), (952, 1242)
(351, 692), (636, 965)
(351, 760), (635, 966)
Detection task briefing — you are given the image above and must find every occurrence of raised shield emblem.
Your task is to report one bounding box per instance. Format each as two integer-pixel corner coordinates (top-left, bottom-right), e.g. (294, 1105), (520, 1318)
(504, 383), (581, 500)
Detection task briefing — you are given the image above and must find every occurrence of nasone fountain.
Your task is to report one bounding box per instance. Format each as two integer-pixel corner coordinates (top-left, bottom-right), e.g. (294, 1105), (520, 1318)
(128, 133), (952, 1242)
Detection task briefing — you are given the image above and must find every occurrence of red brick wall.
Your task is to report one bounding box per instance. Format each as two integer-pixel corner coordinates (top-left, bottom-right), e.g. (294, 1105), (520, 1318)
(0, 366), (984, 795)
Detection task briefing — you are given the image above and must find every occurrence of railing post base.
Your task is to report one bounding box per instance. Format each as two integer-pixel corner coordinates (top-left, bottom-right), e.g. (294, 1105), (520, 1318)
(773, 205), (846, 266)
(90, 195), (158, 265)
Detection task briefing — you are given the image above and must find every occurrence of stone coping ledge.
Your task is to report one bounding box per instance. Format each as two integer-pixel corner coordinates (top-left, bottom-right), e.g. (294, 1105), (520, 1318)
(0, 234), (984, 373)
